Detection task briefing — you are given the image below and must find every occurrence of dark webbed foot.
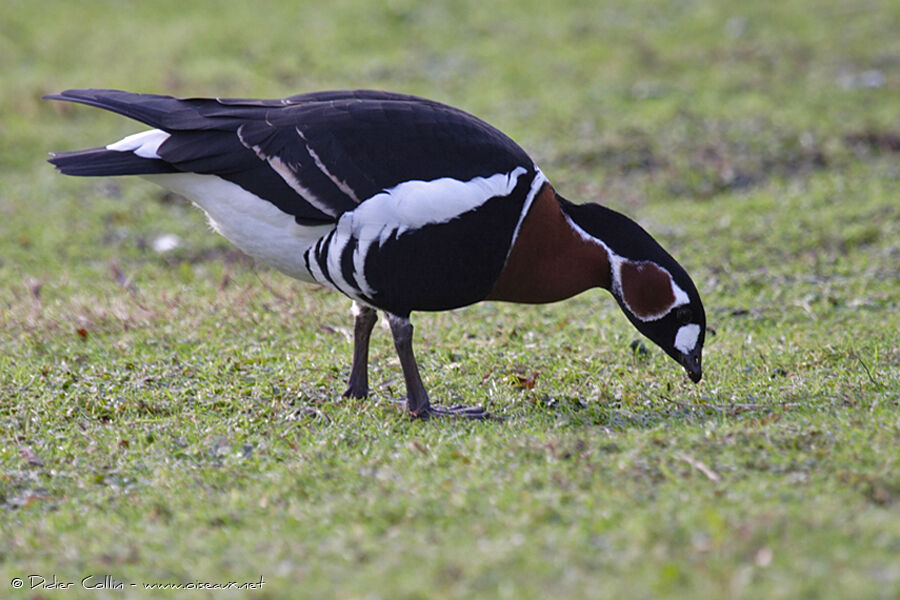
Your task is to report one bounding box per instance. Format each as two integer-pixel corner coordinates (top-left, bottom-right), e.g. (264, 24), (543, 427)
(342, 309), (495, 419)
(342, 382), (369, 400)
(385, 313), (492, 420)
(406, 401), (490, 420)
(342, 302), (378, 399)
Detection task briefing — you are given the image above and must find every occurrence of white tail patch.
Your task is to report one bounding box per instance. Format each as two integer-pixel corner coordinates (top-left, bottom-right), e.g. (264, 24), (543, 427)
(142, 172), (330, 282)
(106, 129), (170, 159)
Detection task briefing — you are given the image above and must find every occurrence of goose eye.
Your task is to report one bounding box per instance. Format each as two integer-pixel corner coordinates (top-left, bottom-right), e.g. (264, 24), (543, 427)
(676, 307), (693, 324)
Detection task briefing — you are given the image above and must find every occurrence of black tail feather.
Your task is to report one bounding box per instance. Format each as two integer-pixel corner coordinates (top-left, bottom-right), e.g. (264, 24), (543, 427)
(48, 147), (176, 177)
(43, 89), (252, 130)
(43, 89), (196, 129)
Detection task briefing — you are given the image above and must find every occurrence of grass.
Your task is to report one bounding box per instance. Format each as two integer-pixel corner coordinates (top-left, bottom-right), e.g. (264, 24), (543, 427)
(2, 0), (899, 598)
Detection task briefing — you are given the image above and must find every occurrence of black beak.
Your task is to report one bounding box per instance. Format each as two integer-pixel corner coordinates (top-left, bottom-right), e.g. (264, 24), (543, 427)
(680, 349), (703, 383)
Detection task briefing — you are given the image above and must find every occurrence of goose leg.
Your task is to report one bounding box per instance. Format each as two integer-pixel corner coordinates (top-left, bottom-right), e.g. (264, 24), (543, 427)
(386, 313), (488, 419)
(342, 302), (378, 399)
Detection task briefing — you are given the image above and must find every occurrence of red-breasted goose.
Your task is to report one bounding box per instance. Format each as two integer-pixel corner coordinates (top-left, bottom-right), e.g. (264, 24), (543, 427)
(45, 89), (706, 419)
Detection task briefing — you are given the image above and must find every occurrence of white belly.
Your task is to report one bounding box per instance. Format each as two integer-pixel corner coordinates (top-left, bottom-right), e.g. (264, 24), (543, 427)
(143, 173), (331, 282)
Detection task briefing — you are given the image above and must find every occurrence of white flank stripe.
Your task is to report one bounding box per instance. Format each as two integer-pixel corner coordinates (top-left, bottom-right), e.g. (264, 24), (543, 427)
(106, 129), (170, 159)
(142, 172), (331, 282)
(305, 244), (329, 286)
(675, 324), (701, 354)
(340, 167), (529, 297)
(352, 166), (527, 240)
(350, 216), (375, 296)
(323, 220), (359, 297)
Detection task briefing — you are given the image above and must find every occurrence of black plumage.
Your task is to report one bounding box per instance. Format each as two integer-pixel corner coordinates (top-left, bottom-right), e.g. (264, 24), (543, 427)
(46, 89), (533, 225)
(45, 88), (707, 419)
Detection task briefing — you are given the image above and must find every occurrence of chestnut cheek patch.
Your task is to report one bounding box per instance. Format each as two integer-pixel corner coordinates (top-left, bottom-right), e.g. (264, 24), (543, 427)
(620, 261), (680, 320)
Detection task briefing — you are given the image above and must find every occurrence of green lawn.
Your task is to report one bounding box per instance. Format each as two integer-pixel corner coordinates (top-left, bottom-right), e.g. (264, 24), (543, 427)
(2, 1), (899, 598)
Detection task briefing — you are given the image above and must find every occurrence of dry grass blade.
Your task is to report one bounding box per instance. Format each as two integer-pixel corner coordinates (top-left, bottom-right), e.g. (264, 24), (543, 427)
(675, 452), (721, 483)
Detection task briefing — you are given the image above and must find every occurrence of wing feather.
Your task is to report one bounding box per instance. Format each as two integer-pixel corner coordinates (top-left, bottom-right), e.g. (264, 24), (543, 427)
(46, 89), (535, 226)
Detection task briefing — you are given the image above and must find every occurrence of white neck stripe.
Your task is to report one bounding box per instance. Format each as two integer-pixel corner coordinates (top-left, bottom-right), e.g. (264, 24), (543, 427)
(505, 168), (548, 260)
(562, 214), (689, 322)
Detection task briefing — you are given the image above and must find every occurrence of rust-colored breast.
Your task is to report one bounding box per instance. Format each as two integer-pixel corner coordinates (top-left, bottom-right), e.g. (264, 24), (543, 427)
(486, 185), (611, 304)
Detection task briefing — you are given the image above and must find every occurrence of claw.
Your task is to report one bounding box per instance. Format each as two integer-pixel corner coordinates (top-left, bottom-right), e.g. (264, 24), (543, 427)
(341, 384), (369, 400)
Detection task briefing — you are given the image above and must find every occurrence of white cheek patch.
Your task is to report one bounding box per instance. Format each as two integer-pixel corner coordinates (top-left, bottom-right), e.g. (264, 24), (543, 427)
(674, 324), (701, 354)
